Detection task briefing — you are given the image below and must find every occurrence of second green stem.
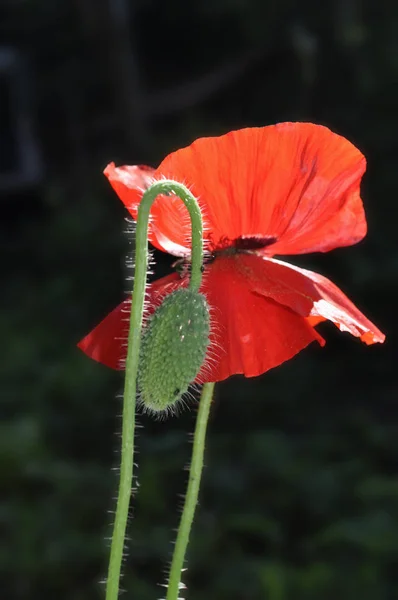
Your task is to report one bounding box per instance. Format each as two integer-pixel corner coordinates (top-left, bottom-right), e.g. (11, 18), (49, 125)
(166, 381), (215, 600)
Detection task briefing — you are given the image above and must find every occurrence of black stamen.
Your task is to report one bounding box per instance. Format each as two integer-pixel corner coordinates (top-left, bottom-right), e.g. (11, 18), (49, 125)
(234, 234), (278, 250)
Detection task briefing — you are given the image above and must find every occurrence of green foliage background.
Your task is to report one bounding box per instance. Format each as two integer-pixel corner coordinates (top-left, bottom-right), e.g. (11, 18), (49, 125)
(2, 1), (396, 598)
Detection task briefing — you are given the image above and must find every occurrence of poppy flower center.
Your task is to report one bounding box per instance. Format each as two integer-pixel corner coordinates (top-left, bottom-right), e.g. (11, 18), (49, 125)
(173, 234), (278, 275)
(234, 234), (278, 251)
(211, 234), (278, 256)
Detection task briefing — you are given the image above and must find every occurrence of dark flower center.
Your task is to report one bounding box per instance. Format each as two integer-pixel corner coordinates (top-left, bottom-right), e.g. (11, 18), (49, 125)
(174, 234), (278, 276)
(211, 234), (278, 256)
(234, 234), (278, 250)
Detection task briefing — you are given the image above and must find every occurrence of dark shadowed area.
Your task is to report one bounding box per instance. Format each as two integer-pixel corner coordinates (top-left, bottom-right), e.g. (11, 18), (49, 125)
(2, 1), (397, 599)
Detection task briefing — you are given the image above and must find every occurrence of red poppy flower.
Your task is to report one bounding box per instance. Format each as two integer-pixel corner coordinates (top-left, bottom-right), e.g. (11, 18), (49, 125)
(78, 123), (385, 382)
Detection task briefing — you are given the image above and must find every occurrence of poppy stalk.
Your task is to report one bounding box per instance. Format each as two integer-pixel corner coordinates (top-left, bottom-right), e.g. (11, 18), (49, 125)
(102, 180), (207, 600)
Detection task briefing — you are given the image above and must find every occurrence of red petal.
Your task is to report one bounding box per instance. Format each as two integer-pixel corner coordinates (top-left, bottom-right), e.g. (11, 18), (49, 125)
(232, 253), (385, 345)
(78, 253), (384, 381)
(198, 256), (325, 382)
(104, 163), (191, 256)
(77, 273), (184, 369)
(154, 123), (367, 255)
(78, 257), (324, 380)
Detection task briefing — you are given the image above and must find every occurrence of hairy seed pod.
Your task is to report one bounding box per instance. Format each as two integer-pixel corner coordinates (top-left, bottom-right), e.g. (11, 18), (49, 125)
(138, 289), (210, 412)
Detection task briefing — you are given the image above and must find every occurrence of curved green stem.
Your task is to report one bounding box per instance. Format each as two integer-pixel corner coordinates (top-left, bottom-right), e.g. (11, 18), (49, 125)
(105, 181), (205, 600)
(166, 382), (215, 600)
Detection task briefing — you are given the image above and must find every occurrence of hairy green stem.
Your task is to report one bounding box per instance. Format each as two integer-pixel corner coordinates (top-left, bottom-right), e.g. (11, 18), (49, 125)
(105, 181), (204, 600)
(166, 381), (215, 600)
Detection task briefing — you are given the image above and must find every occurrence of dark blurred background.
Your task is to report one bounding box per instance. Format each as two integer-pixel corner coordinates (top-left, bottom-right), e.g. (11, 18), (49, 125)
(2, 1), (397, 599)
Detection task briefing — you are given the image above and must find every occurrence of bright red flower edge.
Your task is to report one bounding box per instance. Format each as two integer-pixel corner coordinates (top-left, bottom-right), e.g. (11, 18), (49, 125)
(78, 123), (385, 382)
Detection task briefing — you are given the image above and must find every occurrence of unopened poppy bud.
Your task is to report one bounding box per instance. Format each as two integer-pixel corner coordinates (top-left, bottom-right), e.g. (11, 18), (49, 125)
(138, 289), (210, 413)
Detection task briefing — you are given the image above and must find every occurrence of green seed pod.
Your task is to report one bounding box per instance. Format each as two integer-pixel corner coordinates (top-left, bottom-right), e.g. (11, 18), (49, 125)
(138, 288), (210, 413)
